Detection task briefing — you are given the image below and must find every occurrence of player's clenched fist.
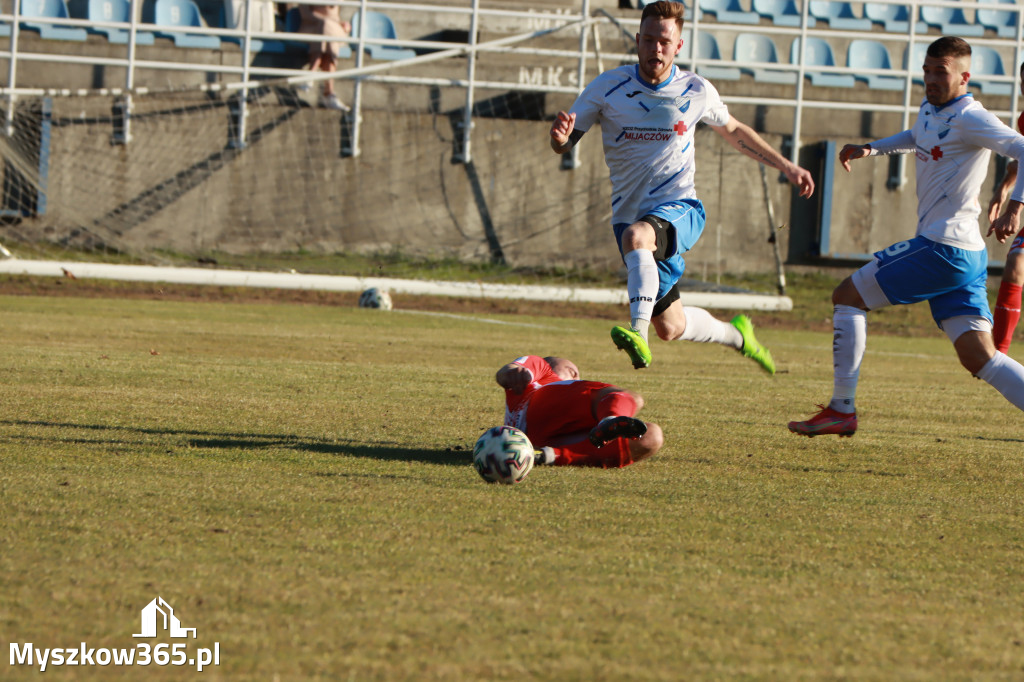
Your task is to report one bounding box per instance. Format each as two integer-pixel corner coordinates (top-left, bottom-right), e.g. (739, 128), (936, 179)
(550, 111), (576, 153)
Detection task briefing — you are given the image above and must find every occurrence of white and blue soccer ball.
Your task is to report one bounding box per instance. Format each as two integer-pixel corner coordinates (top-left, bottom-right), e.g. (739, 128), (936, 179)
(472, 426), (535, 485)
(358, 287), (392, 310)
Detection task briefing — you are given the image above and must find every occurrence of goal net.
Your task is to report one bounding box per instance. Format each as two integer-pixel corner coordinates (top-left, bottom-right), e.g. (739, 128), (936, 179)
(0, 8), (794, 302)
(0, 17), (628, 279)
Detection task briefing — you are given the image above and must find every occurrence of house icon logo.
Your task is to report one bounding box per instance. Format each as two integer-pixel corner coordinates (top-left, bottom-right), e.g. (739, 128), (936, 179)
(133, 596), (197, 639)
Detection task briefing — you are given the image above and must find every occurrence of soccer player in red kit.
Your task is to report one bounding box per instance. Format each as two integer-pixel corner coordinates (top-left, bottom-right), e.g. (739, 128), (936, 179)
(986, 61), (1024, 354)
(496, 355), (663, 468)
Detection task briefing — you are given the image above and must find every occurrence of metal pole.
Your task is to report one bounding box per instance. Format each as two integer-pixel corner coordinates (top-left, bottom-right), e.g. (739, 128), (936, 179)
(564, 0), (589, 170)
(760, 164), (785, 294)
(890, 0), (920, 190)
(456, 0), (482, 164)
(230, 0), (254, 149)
(5, 0), (21, 137)
(350, 0), (369, 158)
(791, 0), (808, 166)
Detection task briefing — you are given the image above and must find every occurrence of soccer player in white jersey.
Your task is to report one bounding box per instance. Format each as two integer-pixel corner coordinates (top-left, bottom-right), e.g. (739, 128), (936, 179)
(549, 0), (815, 372)
(789, 36), (1024, 437)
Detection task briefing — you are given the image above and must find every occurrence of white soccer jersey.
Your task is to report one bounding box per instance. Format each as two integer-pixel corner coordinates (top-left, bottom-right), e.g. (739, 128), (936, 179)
(870, 94), (1024, 250)
(569, 65), (731, 226)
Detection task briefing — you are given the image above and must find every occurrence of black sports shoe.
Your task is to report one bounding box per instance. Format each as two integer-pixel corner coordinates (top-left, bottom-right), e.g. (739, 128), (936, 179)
(588, 416), (647, 448)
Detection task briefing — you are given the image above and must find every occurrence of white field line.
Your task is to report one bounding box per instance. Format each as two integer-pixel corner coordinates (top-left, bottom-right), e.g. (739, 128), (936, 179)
(392, 309), (564, 330)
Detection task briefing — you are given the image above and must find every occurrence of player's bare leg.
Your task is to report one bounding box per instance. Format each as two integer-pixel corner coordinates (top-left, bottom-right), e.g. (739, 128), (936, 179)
(627, 421), (663, 463)
(956, 328), (1024, 410)
(652, 301), (776, 374)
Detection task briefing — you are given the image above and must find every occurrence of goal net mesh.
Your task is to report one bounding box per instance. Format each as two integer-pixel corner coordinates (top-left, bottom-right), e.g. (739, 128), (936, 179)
(0, 50), (622, 275)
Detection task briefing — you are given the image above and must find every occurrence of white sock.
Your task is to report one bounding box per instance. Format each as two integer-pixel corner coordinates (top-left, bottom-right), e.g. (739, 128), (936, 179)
(975, 352), (1024, 410)
(624, 249), (658, 341)
(829, 304), (867, 414)
(677, 306), (742, 348)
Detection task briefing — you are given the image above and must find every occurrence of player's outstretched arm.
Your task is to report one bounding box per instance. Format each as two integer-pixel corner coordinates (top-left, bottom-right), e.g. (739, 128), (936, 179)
(839, 143), (873, 172)
(550, 111), (577, 154)
(710, 117), (814, 198)
(988, 160), (1019, 224)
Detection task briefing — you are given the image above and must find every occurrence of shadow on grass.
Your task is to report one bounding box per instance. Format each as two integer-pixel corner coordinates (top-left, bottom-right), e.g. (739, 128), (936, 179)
(972, 435), (1024, 444)
(4, 420), (470, 467)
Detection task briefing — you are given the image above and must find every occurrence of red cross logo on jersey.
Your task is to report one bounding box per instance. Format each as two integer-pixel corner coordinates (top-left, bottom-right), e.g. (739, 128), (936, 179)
(930, 146), (943, 161)
(673, 120), (688, 136)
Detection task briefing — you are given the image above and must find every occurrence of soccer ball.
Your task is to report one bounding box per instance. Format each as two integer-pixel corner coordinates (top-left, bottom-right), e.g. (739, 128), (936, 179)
(358, 287), (392, 310)
(472, 426), (535, 485)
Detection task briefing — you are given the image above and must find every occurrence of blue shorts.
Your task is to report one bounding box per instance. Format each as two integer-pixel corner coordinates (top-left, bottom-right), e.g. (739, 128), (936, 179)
(613, 199), (706, 301)
(852, 235), (991, 325)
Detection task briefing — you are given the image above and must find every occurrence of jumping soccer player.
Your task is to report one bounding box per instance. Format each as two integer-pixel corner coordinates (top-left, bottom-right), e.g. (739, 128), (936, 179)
(985, 60), (1024, 354)
(496, 355), (663, 468)
(789, 36), (1024, 438)
(548, 0), (814, 372)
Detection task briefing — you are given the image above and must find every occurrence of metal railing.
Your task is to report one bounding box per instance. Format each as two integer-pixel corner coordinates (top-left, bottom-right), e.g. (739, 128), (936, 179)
(1, 0), (1022, 170)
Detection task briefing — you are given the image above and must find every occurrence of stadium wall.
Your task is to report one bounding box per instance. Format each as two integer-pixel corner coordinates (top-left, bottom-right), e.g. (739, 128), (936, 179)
(24, 84), (822, 276)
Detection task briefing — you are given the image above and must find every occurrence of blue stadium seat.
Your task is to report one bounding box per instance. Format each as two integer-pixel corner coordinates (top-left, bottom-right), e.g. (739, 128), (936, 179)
(969, 46), (1012, 96)
(87, 0), (155, 45)
(734, 33), (796, 84)
(791, 37), (854, 88)
(808, 1), (871, 31)
(153, 0), (220, 49)
(351, 10), (414, 61)
(20, 0), (88, 40)
(698, 0), (759, 25)
(864, 2), (910, 32)
(917, 0), (984, 37)
(282, 6), (307, 51)
(976, 0), (1020, 39)
(848, 39), (905, 91)
(752, 0), (811, 27)
(690, 31), (740, 81)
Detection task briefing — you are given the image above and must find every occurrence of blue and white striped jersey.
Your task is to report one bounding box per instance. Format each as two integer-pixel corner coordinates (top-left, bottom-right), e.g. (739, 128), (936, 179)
(569, 64), (731, 226)
(870, 93), (1024, 250)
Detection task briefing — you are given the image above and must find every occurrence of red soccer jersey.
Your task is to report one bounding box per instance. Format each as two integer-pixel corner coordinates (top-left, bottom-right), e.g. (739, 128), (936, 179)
(1018, 111), (1024, 134)
(502, 355), (560, 429)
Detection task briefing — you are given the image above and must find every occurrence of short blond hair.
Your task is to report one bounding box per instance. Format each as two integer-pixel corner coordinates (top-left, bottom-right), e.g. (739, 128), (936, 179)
(640, 0), (686, 33)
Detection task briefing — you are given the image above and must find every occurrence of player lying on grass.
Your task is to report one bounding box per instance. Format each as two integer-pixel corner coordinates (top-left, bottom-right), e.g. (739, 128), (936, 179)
(789, 36), (1024, 438)
(549, 0), (814, 373)
(496, 355), (663, 468)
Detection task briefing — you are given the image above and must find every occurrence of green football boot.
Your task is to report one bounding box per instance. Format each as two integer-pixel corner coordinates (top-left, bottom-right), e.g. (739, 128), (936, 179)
(731, 314), (775, 375)
(611, 325), (652, 370)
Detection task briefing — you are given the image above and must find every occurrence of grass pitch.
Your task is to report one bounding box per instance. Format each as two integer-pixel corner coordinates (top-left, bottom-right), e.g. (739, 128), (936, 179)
(2, 289), (1024, 680)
